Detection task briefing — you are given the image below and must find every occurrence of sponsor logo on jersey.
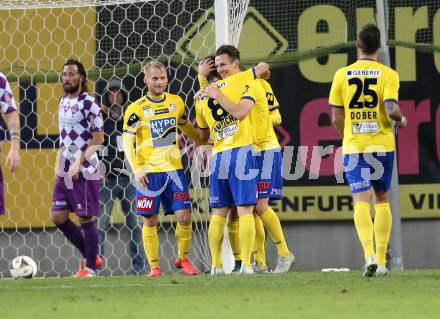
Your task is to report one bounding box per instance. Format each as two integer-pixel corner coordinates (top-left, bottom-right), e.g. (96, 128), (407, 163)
(346, 69), (381, 77)
(155, 108), (169, 115)
(149, 117), (176, 137)
(215, 123), (238, 140)
(59, 116), (79, 126)
(137, 196), (154, 212)
(352, 122), (379, 134)
(213, 114), (236, 131)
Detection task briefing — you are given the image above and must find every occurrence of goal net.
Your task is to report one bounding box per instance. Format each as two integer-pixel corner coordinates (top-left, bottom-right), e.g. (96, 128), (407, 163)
(1, 0), (438, 277)
(0, 0), (228, 277)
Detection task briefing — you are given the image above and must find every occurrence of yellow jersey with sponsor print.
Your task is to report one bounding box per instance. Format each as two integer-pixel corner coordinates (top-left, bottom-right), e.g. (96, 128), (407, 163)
(260, 78), (280, 113)
(123, 93), (187, 173)
(252, 79), (280, 151)
(195, 68), (256, 154)
(329, 58), (399, 154)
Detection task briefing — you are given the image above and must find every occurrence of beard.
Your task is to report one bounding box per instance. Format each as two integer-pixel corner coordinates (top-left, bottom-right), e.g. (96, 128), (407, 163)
(63, 82), (80, 94)
(150, 86), (165, 96)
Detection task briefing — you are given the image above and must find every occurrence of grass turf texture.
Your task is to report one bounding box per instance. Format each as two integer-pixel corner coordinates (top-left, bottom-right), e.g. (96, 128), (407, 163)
(1, 270), (439, 319)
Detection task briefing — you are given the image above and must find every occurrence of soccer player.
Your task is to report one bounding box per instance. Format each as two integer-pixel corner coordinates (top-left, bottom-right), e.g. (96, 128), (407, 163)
(329, 24), (407, 277)
(51, 60), (105, 278)
(123, 61), (201, 277)
(0, 71), (21, 215)
(200, 56), (281, 126)
(250, 79), (294, 274)
(196, 45), (270, 274)
(198, 52), (294, 274)
(263, 80), (282, 127)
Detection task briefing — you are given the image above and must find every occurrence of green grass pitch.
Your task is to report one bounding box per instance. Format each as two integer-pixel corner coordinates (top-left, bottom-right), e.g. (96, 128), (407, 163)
(1, 271), (439, 319)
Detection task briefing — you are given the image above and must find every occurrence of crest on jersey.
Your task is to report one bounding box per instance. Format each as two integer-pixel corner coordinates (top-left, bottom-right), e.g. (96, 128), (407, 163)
(71, 104), (79, 114)
(144, 106), (153, 117)
(169, 103), (176, 112)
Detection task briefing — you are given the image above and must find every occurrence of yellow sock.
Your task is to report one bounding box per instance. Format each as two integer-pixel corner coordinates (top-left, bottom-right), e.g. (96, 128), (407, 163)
(254, 216), (266, 267)
(175, 222), (192, 260)
(374, 203), (392, 265)
(208, 215), (226, 268)
(142, 225), (160, 270)
(260, 208), (290, 257)
(354, 202), (375, 261)
(227, 220), (241, 262)
(239, 214), (255, 268)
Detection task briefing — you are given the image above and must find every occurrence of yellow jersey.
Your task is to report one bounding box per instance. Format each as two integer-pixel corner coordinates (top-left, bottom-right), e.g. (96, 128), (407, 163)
(329, 58), (399, 154)
(123, 93), (187, 173)
(254, 79), (280, 150)
(195, 69), (256, 154)
(260, 79), (280, 113)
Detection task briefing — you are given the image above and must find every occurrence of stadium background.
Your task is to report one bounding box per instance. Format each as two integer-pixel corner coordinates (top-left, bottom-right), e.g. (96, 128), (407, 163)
(0, 0), (439, 276)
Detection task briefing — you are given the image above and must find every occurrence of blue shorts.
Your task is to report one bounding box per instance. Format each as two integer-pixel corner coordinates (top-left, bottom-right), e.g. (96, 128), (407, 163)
(135, 169), (191, 216)
(209, 146), (258, 208)
(257, 149), (282, 200)
(343, 152), (394, 194)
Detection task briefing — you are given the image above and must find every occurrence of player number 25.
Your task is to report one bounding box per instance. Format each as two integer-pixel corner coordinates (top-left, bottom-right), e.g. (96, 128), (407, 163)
(348, 78), (378, 109)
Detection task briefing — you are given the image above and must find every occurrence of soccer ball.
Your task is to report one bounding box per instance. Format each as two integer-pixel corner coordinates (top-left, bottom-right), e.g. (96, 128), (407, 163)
(10, 256), (38, 279)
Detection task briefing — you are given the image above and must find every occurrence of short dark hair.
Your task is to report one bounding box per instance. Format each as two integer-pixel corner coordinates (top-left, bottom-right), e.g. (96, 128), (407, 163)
(358, 24), (381, 55)
(63, 59), (88, 92)
(215, 45), (240, 62)
(202, 55), (220, 82)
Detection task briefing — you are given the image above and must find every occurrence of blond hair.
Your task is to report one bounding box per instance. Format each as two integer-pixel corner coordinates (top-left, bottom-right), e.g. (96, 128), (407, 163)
(143, 61), (166, 76)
